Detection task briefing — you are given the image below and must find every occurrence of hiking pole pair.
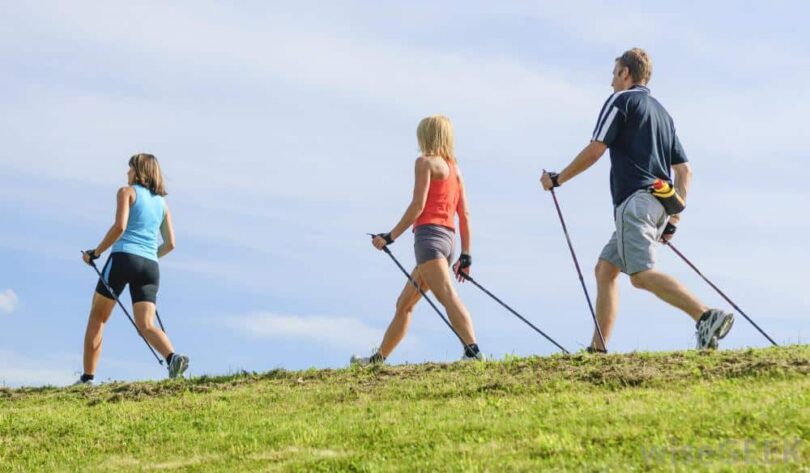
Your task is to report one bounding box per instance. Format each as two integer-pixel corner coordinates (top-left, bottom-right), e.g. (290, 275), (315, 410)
(459, 273), (570, 354)
(367, 234), (472, 351)
(664, 242), (778, 346)
(82, 251), (165, 365)
(545, 178), (608, 350)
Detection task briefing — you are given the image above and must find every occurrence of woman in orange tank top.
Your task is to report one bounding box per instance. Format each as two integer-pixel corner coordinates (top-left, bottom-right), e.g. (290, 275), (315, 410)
(352, 116), (482, 365)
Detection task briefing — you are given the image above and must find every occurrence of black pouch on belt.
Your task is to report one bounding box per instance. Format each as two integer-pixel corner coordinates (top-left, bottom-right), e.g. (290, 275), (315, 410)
(649, 179), (686, 215)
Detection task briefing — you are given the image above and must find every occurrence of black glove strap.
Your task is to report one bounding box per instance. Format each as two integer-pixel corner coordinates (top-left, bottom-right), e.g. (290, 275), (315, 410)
(85, 249), (99, 260)
(458, 253), (472, 269)
(549, 172), (561, 188)
(663, 222), (677, 236)
(378, 233), (394, 245)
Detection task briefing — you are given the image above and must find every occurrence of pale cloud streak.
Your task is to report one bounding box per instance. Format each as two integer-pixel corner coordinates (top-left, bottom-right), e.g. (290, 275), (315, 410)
(225, 312), (385, 350)
(0, 350), (74, 387)
(0, 289), (19, 314)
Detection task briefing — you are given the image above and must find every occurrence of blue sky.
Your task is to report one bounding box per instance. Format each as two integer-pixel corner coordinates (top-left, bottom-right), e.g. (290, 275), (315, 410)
(1, 1), (808, 386)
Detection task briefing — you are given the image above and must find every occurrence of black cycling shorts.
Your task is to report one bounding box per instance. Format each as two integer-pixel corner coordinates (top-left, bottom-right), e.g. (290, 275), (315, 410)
(95, 252), (160, 304)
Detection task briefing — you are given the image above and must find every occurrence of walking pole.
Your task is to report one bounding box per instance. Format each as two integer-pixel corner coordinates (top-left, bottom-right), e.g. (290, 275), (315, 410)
(544, 174), (607, 350)
(155, 310), (166, 333)
(368, 235), (471, 350)
(83, 252), (165, 365)
(460, 273), (569, 354)
(664, 242), (778, 346)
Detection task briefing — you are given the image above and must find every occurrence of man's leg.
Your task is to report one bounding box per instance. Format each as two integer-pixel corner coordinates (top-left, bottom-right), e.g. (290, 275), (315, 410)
(629, 269), (707, 321)
(618, 193), (706, 321)
(593, 230), (626, 352)
(592, 258), (621, 351)
(617, 193), (734, 349)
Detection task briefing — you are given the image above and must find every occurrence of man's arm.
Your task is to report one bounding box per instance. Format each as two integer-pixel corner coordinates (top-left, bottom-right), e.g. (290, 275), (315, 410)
(670, 162), (692, 224)
(541, 141), (607, 190)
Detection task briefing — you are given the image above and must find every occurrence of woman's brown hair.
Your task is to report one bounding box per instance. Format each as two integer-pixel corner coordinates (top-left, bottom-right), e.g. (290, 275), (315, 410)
(129, 153), (167, 196)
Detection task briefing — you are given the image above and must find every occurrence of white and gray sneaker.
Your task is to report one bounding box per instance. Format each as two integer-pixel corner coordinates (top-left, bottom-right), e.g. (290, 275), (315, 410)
(460, 351), (486, 362)
(71, 378), (94, 387)
(350, 349), (385, 367)
(696, 309), (734, 350)
(167, 354), (190, 379)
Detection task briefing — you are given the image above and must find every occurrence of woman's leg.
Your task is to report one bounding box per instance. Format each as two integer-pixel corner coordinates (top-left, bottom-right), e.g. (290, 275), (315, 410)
(418, 258), (477, 345)
(82, 293), (116, 375)
(378, 267), (427, 358)
(133, 302), (174, 358)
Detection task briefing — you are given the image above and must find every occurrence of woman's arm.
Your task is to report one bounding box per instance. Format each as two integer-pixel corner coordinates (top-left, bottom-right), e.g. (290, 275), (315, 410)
(456, 171), (471, 255)
(389, 157), (431, 231)
(157, 202), (176, 258)
(390, 157), (431, 239)
(372, 158), (430, 249)
(93, 187), (133, 254)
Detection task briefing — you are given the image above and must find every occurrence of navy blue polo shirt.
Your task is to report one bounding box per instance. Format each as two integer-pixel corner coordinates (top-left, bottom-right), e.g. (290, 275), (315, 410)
(591, 85), (688, 206)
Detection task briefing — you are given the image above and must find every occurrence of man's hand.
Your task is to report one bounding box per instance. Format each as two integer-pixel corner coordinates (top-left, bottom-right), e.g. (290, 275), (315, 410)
(540, 171), (560, 191)
(660, 222), (677, 242)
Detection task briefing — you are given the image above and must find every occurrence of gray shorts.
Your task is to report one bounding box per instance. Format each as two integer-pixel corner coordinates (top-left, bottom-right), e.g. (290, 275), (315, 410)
(414, 224), (455, 265)
(599, 190), (668, 275)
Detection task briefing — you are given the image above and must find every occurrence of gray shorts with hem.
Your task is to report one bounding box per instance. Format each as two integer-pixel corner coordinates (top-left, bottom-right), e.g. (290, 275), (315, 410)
(599, 190), (668, 275)
(414, 224), (455, 265)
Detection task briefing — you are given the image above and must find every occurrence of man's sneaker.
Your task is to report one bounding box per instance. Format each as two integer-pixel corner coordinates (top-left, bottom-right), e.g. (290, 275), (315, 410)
(71, 378), (94, 387)
(167, 354), (190, 379)
(585, 346), (608, 355)
(350, 350), (385, 367)
(696, 309), (734, 349)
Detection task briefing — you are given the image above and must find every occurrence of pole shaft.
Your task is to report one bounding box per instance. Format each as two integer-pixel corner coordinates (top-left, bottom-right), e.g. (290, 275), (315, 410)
(665, 242), (778, 346)
(464, 275), (569, 354)
(88, 257), (164, 364)
(382, 247), (469, 348)
(549, 188), (607, 349)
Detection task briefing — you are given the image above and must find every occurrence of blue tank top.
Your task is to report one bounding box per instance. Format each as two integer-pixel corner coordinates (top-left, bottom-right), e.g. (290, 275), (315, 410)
(111, 185), (166, 262)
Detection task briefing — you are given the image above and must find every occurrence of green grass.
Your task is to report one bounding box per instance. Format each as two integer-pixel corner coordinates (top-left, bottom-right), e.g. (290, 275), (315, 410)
(1, 346), (808, 472)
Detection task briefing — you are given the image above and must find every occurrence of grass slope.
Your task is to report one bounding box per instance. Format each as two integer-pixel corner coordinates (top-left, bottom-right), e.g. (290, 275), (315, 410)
(1, 346), (808, 472)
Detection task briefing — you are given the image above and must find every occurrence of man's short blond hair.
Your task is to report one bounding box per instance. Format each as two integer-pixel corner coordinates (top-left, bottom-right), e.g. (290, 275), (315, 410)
(616, 48), (652, 85)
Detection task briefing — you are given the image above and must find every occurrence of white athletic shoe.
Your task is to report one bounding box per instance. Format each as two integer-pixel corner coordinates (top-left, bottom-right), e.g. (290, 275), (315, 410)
(350, 349), (384, 367)
(696, 309), (734, 350)
(460, 351), (486, 362)
(167, 354), (190, 379)
(71, 377), (94, 387)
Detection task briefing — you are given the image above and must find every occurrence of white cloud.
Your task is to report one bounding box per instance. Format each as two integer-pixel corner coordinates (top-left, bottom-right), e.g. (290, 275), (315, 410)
(225, 312), (384, 350)
(0, 350), (75, 387)
(0, 289), (19, 314)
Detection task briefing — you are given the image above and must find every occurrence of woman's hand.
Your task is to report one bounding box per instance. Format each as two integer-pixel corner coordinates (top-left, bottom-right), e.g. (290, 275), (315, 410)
(371, 233), (393, 250)
(453, 254), (472, 282)
(82, 249), (99, 266)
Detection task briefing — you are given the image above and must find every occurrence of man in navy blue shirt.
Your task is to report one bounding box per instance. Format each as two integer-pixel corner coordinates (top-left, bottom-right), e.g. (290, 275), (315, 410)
(540, 48), (734, 352)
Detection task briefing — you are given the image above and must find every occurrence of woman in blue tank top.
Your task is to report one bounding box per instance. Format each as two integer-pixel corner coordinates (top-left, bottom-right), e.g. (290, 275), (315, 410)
(75, 153), (189, 384)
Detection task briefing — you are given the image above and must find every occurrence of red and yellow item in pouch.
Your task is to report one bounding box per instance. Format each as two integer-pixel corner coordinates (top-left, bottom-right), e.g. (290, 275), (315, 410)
(650, 179), (686, 215)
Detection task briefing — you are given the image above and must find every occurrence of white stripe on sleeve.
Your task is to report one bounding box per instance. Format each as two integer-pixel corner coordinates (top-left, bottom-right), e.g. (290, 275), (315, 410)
(596, 107), (619, 142)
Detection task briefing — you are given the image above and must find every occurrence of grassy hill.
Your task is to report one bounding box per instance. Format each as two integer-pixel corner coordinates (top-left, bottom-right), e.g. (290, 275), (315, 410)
(1, 346), (808, 472)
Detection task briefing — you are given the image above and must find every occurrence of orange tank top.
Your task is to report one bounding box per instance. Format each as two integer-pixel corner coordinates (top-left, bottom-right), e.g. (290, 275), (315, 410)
(414, 161), (461, 231)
